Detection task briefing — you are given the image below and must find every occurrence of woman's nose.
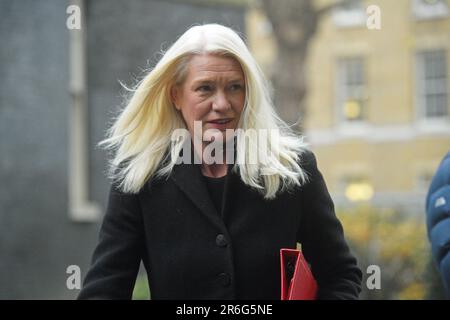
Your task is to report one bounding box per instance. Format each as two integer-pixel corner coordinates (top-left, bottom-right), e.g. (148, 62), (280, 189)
(212, 91), (231, 112)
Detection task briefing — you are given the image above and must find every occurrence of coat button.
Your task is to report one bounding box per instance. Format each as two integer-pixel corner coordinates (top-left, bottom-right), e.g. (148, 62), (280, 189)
(218, 272), (231, 287)
(216, 234), (228, 247)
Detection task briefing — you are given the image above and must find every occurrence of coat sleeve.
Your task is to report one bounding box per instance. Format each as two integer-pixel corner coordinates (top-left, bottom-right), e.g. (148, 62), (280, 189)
(296, 150), (362, 299)
(426, 151), (450, 297)
(77, 182), (145, 300)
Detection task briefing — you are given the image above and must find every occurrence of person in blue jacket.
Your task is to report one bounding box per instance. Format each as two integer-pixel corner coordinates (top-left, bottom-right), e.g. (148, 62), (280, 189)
(426, 151), (450, 298)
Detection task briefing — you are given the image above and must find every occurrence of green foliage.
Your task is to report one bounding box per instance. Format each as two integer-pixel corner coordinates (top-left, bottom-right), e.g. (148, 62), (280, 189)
(337, 205), (430, 299)
(132, 274), (151, 300)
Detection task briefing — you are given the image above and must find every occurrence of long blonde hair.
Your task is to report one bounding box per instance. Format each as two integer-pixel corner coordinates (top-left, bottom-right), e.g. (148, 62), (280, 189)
(99, 24), (309, 200)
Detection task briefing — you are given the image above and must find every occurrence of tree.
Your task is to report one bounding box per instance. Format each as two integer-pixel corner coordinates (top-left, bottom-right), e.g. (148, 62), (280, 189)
(260, 0), (359, 127)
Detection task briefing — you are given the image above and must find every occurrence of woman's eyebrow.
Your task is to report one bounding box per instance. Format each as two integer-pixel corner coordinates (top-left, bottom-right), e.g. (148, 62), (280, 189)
(191, 77), (245, 86)
(192, 78), (214, 85)
(228, 78), (245, 83)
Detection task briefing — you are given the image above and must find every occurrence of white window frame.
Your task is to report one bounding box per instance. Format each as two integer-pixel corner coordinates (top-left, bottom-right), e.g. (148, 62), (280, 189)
(335, 56), (368, 127)
(332, 0), (366, 28)
(412, 0), (449, 20)
(415, 49), (449, 125)
(68, 0), (101, 222)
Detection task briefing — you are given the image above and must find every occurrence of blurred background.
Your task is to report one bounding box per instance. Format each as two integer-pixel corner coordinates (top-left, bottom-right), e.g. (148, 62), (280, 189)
(0, 0), (449, 299)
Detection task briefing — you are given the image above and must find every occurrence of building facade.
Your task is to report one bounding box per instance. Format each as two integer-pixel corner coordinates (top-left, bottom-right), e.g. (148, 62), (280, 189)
(0, 0), (245, 299)
(248, 0), (450, 214)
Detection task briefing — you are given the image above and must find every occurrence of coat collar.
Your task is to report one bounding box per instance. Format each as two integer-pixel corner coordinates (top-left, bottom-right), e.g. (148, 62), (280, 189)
(170, 140), (238, 228)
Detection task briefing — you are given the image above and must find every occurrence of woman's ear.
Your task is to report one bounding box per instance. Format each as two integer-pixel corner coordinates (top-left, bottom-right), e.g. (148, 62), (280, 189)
(170, 86), (181, 111)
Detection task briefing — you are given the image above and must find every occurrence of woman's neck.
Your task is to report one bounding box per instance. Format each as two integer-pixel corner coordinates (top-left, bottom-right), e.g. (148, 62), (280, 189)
(201, 163), (228, 178)
(193, 141), (229, 178)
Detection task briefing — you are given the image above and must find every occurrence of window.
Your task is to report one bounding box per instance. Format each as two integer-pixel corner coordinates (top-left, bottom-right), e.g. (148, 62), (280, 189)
(416, 50), (448, 120)
(341, 175), (374, 202)
(332, 0), (366, 27)
(336, 57), (368, 122)
(412, 0), (449, 20)
(68, 0), (101, 222)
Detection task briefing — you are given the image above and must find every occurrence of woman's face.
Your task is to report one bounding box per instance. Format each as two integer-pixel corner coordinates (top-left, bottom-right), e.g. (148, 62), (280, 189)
(171, 54), (246, 144)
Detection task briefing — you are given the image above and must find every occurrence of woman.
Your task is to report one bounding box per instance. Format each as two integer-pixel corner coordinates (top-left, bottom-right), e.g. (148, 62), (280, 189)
(78, 24), (362, 300)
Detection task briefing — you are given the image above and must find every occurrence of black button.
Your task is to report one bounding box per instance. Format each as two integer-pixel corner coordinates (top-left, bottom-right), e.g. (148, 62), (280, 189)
(216, 234), (228, 247)
(218, 272), (231, 287)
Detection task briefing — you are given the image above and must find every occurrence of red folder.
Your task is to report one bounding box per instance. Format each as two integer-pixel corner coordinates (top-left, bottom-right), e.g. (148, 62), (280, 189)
(280, 248), (318, 300)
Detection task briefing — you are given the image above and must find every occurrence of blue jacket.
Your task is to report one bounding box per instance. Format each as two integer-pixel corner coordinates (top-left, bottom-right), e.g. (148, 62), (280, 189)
(426, 151), (450, 298)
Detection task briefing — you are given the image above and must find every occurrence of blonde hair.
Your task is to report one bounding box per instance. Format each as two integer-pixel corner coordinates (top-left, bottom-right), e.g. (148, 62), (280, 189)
(99, 23), (309, 200)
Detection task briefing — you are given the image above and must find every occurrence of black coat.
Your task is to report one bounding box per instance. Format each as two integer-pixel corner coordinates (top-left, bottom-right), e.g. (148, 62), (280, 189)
(78, 149), (362, 300)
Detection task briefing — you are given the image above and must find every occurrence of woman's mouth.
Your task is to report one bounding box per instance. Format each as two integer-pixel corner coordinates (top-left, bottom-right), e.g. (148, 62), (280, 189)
(208, 118), (232, 124)
(207, 118), (233, 129)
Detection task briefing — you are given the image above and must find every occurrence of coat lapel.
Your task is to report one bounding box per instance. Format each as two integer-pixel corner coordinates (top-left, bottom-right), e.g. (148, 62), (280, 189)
(170, 139), (238, 229)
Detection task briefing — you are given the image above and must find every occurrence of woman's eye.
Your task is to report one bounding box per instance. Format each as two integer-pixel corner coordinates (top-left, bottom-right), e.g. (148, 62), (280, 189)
(197, 85), (212, 92)
(229, 84), (243, 91)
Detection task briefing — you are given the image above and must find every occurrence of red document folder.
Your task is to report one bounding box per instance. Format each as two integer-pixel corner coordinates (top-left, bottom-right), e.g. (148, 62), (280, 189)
(280, 248), (318, 300)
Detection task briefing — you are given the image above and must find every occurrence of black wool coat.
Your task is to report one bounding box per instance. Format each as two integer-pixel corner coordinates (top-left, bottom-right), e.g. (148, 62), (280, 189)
(78, 149), (362, 300)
